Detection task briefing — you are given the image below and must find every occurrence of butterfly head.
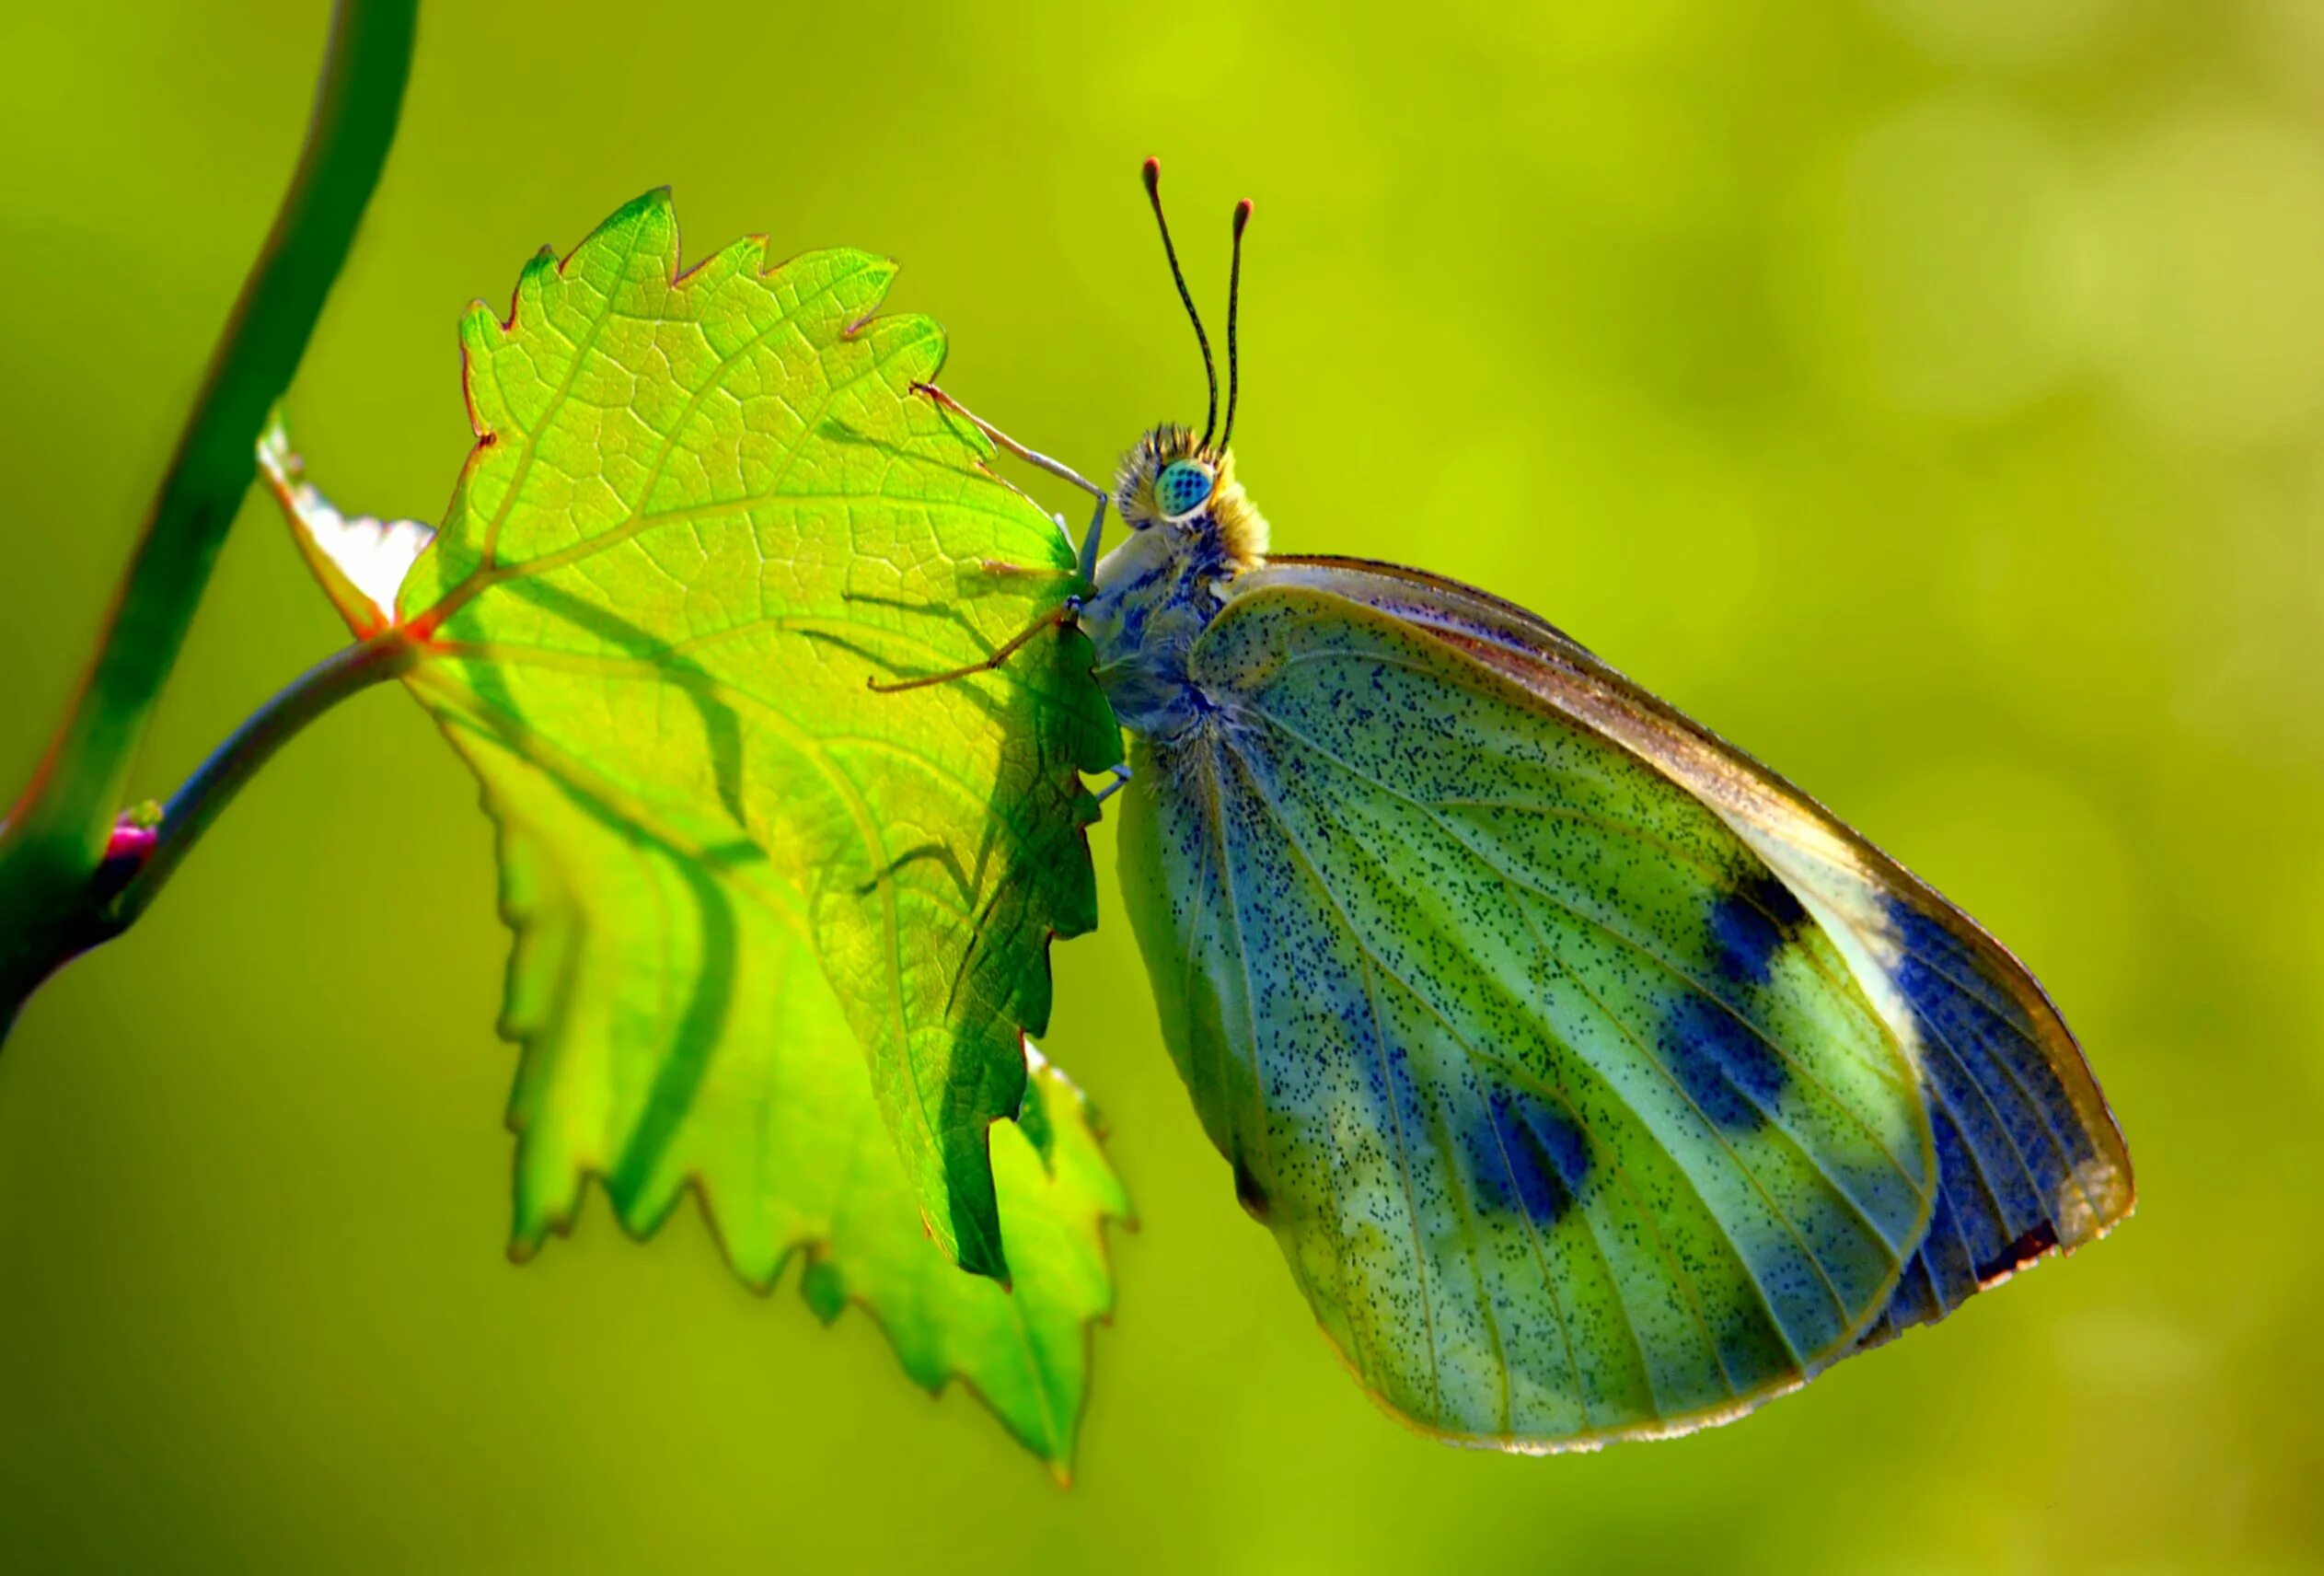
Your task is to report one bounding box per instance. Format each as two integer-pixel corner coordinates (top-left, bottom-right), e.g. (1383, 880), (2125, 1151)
(1111, 423), (1266, 561)
(1114, 160), (1266, 564)
(1154, 456), (1216, 519)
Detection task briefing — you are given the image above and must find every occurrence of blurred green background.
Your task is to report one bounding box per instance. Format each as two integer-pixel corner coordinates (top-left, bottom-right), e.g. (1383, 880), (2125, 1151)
(3, 0), (2318, 1569)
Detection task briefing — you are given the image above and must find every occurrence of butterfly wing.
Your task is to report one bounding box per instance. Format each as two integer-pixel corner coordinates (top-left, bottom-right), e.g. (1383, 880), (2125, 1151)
(1117, 574), (1942, 1448)
(1245, 555), (2134, 1351)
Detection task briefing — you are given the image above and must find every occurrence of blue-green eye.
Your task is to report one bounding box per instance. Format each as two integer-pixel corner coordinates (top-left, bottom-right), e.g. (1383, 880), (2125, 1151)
(1154, 459), (1215, 519)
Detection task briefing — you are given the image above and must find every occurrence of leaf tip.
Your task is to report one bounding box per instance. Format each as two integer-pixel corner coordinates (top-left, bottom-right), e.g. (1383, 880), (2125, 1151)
(459, 296), (504, 349)
(622, 187), (679, 245)
(924, 1199), (1013, 1288)
(606, 185), (676, 228)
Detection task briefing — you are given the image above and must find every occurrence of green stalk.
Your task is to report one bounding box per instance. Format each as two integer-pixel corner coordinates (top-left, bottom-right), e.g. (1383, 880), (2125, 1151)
(0, 0), (418, 1029)
(109, 632), (420, 932)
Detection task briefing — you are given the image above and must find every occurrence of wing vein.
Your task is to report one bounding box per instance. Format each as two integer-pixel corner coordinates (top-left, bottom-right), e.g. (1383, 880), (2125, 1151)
(1892, 943), (2100, 1227)
(1241, 700), (1930, 1212)
(1435, 794), (1909, 1095)
(1477, 1086), (1595, 1430)
(1220, 740), (1445, 1412)
(1507, 885), (1849, 1347)
(1215, 725), (1740, 1414)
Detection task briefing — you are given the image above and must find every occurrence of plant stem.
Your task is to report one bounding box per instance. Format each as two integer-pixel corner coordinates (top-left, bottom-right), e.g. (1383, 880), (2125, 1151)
(0, 0), (417, 1028)
(0, 632), (419, 1037)
(108, 632), (420, 932)
(0, 635), (418, 1040)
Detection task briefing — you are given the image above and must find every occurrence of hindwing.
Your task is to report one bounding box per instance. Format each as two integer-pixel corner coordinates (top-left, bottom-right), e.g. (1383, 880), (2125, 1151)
(1118, 574), (1943, 1446)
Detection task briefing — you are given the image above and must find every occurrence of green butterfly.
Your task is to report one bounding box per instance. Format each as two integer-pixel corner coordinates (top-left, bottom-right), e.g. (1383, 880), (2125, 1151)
(903, 160), (2134, 1452)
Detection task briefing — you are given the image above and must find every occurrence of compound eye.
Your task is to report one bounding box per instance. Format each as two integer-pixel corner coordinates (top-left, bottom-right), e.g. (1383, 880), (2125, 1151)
(1153, 458), (1215, 520)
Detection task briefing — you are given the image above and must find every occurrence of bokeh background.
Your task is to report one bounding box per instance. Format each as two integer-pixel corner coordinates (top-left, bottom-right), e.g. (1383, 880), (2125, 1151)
(2, 0), (2318, 1570)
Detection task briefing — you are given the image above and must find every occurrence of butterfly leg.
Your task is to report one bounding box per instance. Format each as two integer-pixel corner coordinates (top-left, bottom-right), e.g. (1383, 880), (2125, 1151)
(1090, 761), (1133, 806)
(864, 602), (1080, 694)
(976, 558), (1065, 578)
(912, 382), (1110, 580)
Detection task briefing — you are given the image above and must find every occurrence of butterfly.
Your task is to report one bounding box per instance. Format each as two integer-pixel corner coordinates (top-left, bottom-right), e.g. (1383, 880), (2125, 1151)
(896, 158), (2134, 1451)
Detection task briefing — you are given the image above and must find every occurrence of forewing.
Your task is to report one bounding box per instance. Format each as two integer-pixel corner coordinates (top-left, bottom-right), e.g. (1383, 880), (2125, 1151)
(1118, 580), (1937, 1447)
(1251, 556), (2134, 1350)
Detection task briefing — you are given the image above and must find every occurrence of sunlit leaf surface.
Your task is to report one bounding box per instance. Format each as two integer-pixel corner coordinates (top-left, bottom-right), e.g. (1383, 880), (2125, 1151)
(402, 189), (1120, 1279)
(258, 187), (1129, 1467)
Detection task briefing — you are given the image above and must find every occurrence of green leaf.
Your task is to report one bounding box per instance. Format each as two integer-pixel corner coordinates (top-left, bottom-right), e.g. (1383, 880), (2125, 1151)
(402, 189), (1120, 1278)
(256, 184), (1131, 1468)
(468, 725), (1128, 1471)
(799, 1044), (1129, 1477)
(471, 713), (1129, 1469)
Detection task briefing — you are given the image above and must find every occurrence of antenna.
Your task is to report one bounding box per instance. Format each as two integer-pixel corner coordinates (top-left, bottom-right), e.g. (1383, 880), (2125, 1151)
(1221, 199), (1254, 451)
(1143, 156), (1219, 449)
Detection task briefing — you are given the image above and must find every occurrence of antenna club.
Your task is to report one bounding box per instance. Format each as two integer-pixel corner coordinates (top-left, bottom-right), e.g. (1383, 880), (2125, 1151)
(1222, 192), (1252, 452)
(1142, 152), (1220, 448)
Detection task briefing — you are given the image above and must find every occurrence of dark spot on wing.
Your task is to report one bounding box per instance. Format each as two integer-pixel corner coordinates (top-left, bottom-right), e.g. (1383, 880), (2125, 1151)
(1659, 993), (1787, 1132)
(1465, 1082), (1591, 1228)
(1975, 1220), (2060, 1283)
(1708, 869), (1809, 986)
